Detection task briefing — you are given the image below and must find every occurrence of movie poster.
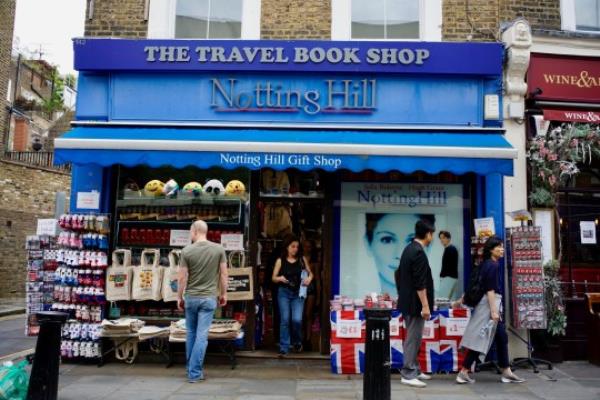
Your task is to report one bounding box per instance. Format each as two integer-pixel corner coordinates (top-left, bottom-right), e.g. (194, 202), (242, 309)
(339, 182), (464, 300)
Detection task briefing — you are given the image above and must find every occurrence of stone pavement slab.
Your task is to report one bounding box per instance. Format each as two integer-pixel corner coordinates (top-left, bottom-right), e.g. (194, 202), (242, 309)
(54, 359), (599, 400)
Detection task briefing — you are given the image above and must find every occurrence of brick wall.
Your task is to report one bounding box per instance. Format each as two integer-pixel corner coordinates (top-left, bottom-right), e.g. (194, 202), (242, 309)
(85, 0), (147, 38)
(0, 160), (71, 298)
(261, 0), (331, 39)
(0, 0), (16, 150)
(443, 0), (561, 41)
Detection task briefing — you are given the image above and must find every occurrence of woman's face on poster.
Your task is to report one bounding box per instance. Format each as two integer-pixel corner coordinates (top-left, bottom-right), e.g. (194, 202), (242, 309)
(367, 214), (419, 282)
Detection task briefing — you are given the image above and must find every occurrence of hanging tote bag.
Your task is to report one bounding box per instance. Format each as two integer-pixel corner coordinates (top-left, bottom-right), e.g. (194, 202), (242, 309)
(227, 251), (254, 301)
(106, 249), (133, 301)
(132, 249), (163, 301)
(162, 250), (181, 303)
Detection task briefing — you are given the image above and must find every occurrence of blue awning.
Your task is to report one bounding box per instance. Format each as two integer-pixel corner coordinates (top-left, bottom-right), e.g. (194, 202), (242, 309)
(54, 127), (516, 175)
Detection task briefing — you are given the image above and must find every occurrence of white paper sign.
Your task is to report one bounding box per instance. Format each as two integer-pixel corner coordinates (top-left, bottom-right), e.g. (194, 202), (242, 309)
(170, 230), (191, 247)
(474, 217), (495, 238)
(76, 191), (100, 210)
(422, 320), (436, 339)
(36, 219), (57, 236)
(445, 317), (469, 336)
(533, 209), (554, 263)
(389, 319), (400, 337)
(580, 221), (597, 244)
(336, 320), (362, 339)
(221, 234), (244, 251)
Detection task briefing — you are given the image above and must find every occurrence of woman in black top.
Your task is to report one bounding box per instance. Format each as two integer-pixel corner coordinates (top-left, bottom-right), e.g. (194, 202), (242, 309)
(272, 236), (313, 356)
(453, 236), (524, 384)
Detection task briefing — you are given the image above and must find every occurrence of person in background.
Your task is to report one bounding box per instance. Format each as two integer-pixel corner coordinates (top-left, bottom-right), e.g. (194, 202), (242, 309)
(453, 236), (525, 384)
(396, 220), (435, 388)
(178, 220), (228, 383)
(439, 231), (459, 300)
(272, 235), (314, 356)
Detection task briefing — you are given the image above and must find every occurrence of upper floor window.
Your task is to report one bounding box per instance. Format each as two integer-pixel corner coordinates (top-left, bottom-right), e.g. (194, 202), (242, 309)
(575, 0), (600, 31)
(176, 0), (242, 39)
(148, 0), (260, 39)
(332, 0), (441, 41)
(351, 0), (419, 39)
(561, 0), (600, 32)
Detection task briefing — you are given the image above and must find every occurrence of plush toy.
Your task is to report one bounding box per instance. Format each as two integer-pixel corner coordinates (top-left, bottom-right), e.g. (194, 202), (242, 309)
(163, 179), (179, 198)
(144, 180), (165, 197)
(182, 182), (203, 197)
(225, 180), (246, 196)
(123, 180), (142, 197)
(204, 179), (225, 196)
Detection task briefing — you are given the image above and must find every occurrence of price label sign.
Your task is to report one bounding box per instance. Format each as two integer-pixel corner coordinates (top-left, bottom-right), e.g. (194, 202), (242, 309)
(221, 234), (244, 251)
(76, 191), (100, 210)
(36, 219), (57, 236)
(422, 320), (435, 339)
(446, 317), (469, 336)
(336, 320), (362, 339)
(389, 319), (400, 337)
(170, 230), (191, 247)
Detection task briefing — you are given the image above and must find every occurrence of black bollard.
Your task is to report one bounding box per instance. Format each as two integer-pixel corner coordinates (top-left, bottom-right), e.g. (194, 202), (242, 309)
(363, 308), (392, 400)
(27, 311), (68, 400)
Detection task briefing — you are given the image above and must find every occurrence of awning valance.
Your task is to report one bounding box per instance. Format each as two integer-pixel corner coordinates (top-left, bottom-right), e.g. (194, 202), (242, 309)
(54, 127), (516, 176)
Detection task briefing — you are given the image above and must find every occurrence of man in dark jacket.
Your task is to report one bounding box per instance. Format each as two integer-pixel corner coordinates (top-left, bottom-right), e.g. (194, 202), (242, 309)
(439, 230), (459, 299)
(395, 220), (435, 388)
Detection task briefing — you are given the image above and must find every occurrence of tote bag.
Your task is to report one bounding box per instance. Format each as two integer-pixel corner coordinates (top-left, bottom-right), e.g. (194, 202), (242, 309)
(106, 249), (132, 301)
(132, 249), (163, 301)
(162, 250), (181, 303)
(227, 251), (254, 301)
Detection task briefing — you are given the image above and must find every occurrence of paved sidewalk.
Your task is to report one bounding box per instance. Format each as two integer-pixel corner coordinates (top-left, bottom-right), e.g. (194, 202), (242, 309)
(0, 298), (26, 317)
(0, 315), (35, 361)
(56, 358), (600, 400)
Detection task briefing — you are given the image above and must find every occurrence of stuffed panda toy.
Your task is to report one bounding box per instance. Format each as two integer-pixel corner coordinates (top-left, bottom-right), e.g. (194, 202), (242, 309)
(204, 179), (225, 196)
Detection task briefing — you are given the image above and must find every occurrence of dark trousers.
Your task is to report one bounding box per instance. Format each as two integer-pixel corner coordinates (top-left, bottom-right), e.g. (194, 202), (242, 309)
(463, 320), (510, 369)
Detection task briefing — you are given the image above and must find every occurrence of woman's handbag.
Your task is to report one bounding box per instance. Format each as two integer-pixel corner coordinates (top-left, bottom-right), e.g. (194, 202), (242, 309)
(162, 250), (181, 303)
(132, 249), (163, 301)
(227, 251), (254, 301)
(106, 249), (133, 301)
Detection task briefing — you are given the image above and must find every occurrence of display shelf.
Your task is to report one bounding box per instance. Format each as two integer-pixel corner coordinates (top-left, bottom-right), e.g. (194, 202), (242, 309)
(117, 196), (244, 207)
(259, 192), (324, 199)
(117, 219), (240, 226)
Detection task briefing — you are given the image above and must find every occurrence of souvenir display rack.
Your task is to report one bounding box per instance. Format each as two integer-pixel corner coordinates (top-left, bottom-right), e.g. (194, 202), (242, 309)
(25, 234), (58, 336)
(53, 213), (110, 361)
(507, 226), (546, 330)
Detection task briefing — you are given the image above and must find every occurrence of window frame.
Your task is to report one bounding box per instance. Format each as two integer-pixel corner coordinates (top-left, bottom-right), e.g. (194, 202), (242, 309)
(561, 0), (600, 33)
(331, 0), (441, 41)
(148, 0), (261, 39)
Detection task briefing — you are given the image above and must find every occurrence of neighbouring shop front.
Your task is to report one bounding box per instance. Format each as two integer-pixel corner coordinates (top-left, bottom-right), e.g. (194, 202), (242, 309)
(49, 39), (516, 365)
(527, 53), (600, 361)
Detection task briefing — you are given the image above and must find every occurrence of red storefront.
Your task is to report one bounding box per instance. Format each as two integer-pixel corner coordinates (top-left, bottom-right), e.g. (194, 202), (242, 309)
(527, 53), (600, 360)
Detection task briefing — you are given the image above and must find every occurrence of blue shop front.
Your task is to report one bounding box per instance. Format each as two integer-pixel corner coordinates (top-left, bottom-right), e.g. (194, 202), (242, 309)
(55, 39), (516, 355)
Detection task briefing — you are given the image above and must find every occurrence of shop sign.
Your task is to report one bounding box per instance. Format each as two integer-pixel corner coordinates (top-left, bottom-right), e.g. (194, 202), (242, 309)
(528, 54), (600, 103)
(74, 39), (503, 76)
(219, 153), (342, 170)
(543, 109), (600, 124)
(221, 234), (244, 251)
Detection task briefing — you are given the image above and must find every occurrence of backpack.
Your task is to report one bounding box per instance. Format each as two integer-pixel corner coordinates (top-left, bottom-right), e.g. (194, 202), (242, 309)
(463, 264), (486, 307)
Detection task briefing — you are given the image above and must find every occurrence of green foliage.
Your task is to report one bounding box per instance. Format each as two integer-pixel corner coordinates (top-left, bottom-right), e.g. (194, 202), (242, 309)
(529, 123), (600, 207)
(543, 260), (567, 336)
(41, 68), (65, 117)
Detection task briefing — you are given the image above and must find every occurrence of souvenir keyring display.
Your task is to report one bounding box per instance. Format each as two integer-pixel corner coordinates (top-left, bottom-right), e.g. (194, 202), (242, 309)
(53, 213), (111, 361)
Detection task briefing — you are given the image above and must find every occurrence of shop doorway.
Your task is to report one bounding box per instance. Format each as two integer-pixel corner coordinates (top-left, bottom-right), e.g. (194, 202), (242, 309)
(251, 169), (333, 355)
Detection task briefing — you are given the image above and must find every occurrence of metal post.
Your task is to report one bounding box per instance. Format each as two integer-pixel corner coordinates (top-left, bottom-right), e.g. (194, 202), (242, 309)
(26, 311), (68, 400)
(363, 308), (391, 400)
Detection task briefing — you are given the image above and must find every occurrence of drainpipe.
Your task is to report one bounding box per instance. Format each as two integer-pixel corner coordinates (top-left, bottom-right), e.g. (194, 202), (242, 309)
(3, 53), (22, 152)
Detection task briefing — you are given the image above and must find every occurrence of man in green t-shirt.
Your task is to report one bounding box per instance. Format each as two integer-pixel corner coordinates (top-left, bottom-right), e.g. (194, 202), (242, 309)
(177, 220), (228, 383)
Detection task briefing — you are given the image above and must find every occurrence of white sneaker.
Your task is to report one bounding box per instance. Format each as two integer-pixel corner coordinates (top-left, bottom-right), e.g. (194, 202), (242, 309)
(501, 373), (525, 383)
(401, 378), (427, 388)
(418, 373), (432, 381)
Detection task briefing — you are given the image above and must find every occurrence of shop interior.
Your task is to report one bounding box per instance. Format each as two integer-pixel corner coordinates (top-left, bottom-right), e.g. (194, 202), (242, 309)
(107, 164), (477, 356)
